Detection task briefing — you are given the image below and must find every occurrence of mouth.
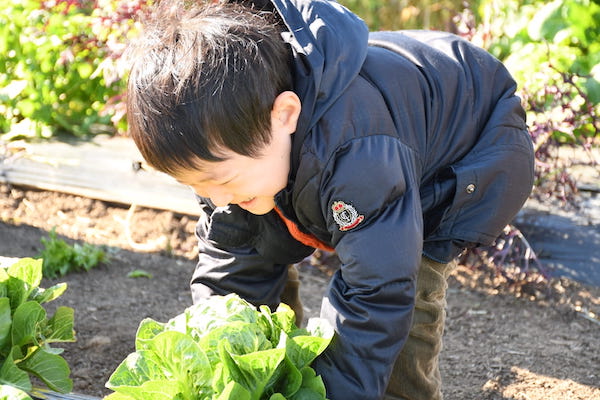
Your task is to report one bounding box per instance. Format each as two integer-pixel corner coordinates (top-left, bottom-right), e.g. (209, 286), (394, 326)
(238, 197), (256, 208)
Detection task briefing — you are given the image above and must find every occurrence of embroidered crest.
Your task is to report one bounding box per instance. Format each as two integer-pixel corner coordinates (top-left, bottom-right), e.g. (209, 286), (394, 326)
(331, 201), (364, 231)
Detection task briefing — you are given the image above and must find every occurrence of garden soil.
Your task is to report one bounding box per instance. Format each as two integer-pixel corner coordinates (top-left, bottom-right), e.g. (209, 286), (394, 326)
(0, 183), (598, 400)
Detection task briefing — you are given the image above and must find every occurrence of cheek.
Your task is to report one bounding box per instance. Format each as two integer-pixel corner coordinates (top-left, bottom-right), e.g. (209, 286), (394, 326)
(190, 185), (209, 198)
(262, 162), (289, 191)
(275, 169), (290, 190)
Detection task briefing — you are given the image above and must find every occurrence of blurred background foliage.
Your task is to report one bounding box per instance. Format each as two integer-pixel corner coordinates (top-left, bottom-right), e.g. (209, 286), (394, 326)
(1, 0), (598, 152)
(0, 0), (149, 139)
(340, 0), (463, 31)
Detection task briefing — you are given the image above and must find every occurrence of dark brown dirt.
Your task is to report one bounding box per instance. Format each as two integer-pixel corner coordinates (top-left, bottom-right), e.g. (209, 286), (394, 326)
(1, 183), (599, 400)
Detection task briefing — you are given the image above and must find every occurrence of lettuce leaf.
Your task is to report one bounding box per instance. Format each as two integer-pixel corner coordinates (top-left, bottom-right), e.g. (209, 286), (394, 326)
(106, 294), (333, 400)
(0, 258), (75, 394)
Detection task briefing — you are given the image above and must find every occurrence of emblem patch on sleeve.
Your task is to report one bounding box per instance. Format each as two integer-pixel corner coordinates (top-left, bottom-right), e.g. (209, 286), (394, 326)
(331, 200), (364, 231)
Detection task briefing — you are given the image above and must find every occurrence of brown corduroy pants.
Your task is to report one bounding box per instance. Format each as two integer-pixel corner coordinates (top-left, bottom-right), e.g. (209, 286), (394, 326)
(280, 257), (457, 400)
(384, 256), (457, 400)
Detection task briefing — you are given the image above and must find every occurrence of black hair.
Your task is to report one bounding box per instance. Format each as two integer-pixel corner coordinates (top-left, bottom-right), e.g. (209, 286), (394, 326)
(126, 0), (292, 174)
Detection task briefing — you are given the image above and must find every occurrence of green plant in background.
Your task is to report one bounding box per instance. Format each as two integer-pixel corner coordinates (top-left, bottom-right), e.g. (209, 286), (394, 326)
(1, 0), (116, 139)
(87, 0), (152, 134)
(340, 0), (465, 31)
(38, 227), (109, 279)
(464, 0), (599, 144)
(105, 293), (334, 400)
(0, 257), (75, 397)
(0, 0), (149, 141)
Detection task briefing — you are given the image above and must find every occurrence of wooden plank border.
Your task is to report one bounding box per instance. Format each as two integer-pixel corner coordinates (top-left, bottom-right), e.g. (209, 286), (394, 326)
(0, 136), (201, 216)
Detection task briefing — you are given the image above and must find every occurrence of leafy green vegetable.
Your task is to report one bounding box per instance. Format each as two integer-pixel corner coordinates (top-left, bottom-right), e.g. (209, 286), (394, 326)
(38, 227), (108, 279)
(126, 270), (153, 279)
(0, 384), (32, 400)
(105, 294), (334, 400)
(0, 258), (75, 395)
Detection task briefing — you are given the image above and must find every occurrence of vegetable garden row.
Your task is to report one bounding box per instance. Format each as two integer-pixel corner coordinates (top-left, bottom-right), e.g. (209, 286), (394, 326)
(0, 257), (334, 400)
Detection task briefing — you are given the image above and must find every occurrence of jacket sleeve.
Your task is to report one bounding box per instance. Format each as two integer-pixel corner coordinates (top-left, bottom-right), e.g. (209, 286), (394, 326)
(307, 135), (422, 400)
(190, 198), (314, 309)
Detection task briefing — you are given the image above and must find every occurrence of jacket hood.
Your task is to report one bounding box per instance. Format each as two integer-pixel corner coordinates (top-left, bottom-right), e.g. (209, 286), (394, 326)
(271, 0), (369, 142)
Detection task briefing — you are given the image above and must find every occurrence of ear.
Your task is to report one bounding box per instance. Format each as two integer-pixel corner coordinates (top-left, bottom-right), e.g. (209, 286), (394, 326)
(271, 91), (301, 135)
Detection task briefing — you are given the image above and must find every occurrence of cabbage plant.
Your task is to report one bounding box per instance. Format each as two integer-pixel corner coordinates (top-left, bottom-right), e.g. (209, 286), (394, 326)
(105, 294), (333, 400)
(0, 257), (75, 396)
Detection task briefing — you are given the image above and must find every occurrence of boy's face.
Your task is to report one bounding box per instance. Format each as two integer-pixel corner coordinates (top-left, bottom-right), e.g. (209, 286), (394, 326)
(172, 91), (300, 215)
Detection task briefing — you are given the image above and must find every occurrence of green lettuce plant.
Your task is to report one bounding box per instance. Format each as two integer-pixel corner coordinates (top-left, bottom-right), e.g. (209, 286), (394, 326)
(38, 228), (109, 279)
(0, 384), (32, 400)
(105, 293), (334, 400)
(0, 257), (75, 396)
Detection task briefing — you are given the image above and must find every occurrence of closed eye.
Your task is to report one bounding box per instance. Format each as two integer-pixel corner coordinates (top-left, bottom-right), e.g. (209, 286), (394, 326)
(216, 176), (237, 186)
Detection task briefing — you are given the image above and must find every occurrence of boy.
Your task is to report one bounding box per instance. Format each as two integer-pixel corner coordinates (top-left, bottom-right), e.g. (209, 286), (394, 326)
(125, 0), (535, 399)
